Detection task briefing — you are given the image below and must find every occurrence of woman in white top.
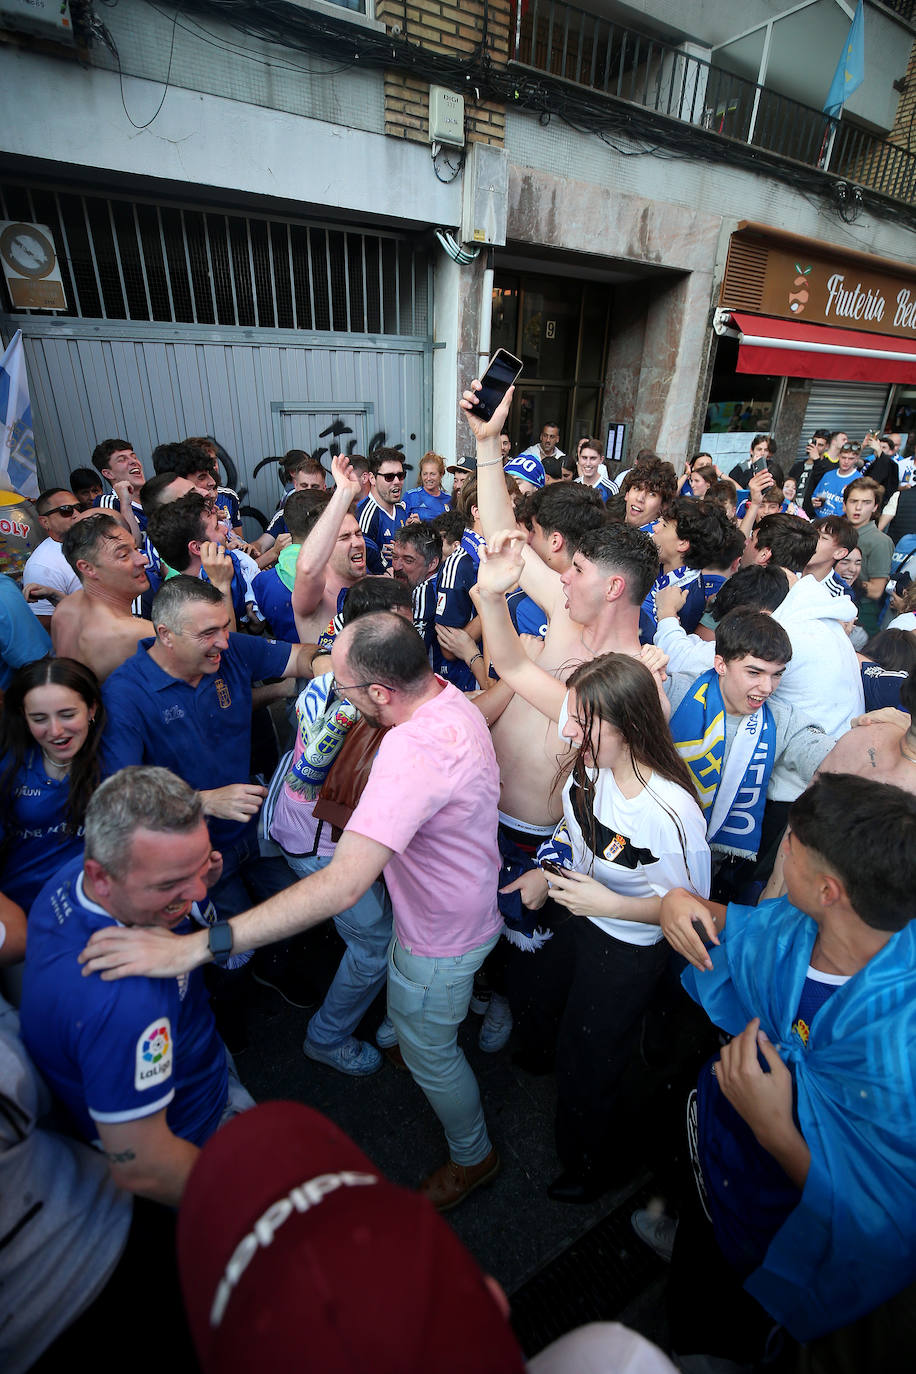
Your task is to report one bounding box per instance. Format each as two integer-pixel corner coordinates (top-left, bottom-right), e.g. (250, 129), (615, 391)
(477, 531), (711, 1203)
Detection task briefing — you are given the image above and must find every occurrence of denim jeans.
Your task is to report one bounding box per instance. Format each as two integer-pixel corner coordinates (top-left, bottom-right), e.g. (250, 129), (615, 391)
(286, 852), (392, 1047)
(210, 827), (295, 919)
(387, 932), (499, 1166)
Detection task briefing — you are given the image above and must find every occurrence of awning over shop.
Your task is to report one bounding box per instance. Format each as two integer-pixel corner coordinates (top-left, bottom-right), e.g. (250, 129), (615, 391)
(717, 311), (916, 383)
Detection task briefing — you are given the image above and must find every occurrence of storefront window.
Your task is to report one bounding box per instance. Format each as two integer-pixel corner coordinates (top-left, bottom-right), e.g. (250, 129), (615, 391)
(705, 335), (779, 434)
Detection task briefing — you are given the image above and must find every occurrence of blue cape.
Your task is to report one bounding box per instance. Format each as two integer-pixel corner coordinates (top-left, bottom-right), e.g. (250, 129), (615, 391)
(682, 897), (916, 1341)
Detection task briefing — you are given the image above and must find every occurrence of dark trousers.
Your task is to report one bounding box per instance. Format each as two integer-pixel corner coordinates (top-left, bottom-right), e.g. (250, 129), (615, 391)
(554, 917), (671, 1175)
(666, 1090), (780, 1365)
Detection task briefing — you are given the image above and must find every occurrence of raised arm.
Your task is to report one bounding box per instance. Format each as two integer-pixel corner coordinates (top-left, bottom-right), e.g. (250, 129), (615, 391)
(459, 379), (565, 615)
(292, 455), (362, 618)
(476, 531), (567, 722)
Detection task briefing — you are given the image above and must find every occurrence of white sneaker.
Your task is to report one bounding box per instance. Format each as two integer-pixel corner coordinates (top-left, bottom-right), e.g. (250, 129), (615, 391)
(478, 993), (513, 1052)
(630, 1207), (677, 1262)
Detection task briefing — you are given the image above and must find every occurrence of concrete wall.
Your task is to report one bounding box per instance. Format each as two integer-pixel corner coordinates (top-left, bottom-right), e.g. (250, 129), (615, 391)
(0, 47), (461, 230)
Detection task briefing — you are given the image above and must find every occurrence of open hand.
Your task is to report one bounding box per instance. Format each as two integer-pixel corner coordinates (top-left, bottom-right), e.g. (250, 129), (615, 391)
(79, 925), (204, 981)
(478, 529), (526, 597)
(331, 453), (363, 501)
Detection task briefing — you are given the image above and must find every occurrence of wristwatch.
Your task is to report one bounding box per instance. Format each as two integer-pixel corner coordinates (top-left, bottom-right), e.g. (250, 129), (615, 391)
(208, 921), (234, 966)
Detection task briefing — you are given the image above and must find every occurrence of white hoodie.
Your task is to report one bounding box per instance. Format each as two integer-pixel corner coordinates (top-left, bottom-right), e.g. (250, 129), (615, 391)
(772, 575), (863, 734)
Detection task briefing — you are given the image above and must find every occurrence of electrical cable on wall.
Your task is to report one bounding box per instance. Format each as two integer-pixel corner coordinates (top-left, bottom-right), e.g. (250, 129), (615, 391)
(71, 0), (916, 234)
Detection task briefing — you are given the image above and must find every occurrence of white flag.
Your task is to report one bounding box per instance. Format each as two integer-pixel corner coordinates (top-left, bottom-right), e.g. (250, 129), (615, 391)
(0, 329), (38, 499)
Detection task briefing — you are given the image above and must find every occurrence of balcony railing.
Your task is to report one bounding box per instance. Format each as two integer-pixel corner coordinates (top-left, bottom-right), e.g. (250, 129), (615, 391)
(510, 0), (916, 205)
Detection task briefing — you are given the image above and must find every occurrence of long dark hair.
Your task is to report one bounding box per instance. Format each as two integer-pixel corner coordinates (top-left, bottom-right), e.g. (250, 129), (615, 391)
(561, 652), (696, 874)
(0, 658), (106, 835)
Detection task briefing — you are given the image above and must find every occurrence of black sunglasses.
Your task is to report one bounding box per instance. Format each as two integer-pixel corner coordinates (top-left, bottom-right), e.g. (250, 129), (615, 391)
(43, 503), (80, 518)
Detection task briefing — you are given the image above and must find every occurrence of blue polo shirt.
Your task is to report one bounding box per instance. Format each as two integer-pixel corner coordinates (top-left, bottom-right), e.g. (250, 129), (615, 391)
(20, 856), (227, 1147)
(404, 488), (450, 521)
(101, 634), (292, 847)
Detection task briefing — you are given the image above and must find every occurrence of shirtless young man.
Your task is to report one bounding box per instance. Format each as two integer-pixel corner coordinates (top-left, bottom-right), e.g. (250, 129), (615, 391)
(461, 379), (661, 829)
(292, 454), (367, 644)
(51, 514), (157, 681)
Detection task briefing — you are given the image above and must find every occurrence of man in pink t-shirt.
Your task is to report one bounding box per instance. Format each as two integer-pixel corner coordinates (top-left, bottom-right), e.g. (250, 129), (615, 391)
(342, 615), (503, 1210)
(79, 611), (503, 1214)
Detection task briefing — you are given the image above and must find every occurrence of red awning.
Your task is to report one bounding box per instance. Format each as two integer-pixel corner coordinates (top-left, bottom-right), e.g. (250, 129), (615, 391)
(728, 312), (916, 383)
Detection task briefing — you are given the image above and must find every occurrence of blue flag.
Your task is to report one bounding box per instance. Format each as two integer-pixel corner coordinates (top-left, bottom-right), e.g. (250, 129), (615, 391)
(0, 329), (38, 499)
(824, 0), (865, 118)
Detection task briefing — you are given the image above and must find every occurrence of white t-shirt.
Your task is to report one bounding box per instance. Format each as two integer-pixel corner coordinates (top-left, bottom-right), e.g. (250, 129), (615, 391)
(888, 611), (916, 631)
(21, 537), (80, 617)
(561, 766), (710, 946)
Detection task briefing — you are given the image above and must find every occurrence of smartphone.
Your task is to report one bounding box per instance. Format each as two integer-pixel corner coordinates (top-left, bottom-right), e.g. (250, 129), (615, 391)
(469, 349), (523, 421)
(540, 859), (568, 878)
(750, 455), (769, 477)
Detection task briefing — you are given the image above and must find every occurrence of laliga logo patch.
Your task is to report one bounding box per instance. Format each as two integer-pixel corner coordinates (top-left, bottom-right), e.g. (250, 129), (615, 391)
(135, 1016), (173, 1090)
(215, 678), (231, 709)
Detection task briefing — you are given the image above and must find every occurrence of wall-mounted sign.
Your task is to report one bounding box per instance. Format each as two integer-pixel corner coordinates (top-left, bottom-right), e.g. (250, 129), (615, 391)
(721, 230), (916, 343)
(0, 221), (67, 310)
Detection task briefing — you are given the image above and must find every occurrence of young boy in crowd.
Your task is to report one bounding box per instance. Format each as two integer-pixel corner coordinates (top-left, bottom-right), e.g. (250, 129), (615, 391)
(640, 498), (744, 641)
(666, 608), (834, 900)
(842, 476), (893, 637)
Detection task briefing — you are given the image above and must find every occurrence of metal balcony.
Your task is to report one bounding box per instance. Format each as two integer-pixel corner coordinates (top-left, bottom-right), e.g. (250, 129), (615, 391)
(510, 0), (916, 206)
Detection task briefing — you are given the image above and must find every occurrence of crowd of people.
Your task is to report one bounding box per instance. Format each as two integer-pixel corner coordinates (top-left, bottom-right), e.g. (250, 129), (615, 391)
(1, 390), (915, 1373)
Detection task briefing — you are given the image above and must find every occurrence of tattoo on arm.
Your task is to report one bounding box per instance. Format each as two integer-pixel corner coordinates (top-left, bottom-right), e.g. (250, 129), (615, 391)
(106, 1147), (137, 1164)
(867, 747), (877, 769)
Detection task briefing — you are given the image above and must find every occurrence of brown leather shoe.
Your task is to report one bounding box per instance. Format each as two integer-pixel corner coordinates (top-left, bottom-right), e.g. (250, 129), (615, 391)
(419, 1148), (501, 1212)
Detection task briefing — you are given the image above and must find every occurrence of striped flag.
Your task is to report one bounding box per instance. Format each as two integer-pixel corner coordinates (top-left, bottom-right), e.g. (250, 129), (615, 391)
(0, 329), (38, 498)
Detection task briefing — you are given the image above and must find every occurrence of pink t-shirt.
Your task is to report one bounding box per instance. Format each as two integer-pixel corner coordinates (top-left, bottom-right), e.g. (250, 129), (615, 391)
(346, 682), (501, 957)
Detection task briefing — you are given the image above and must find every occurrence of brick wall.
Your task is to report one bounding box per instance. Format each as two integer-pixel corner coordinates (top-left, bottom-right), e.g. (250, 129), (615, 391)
(886, 38), (916, 152)
(376, 0), (510, 146)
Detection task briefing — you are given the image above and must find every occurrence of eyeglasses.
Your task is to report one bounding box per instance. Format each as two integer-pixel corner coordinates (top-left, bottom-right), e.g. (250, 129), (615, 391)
(42, 504), (80, 518)
(330, 677), (393, 699)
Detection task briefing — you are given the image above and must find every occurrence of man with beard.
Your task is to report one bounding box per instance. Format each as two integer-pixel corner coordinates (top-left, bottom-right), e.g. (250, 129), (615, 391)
(81, 612), (504, 1213)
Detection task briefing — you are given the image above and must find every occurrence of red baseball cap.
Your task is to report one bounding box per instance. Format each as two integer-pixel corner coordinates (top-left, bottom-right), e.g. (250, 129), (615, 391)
(178, 1101), (526, 1373)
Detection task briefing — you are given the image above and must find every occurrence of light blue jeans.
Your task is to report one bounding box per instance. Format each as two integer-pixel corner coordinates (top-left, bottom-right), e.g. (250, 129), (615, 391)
(387, 932), (499, 1166)
(286, 852), (392, 1047)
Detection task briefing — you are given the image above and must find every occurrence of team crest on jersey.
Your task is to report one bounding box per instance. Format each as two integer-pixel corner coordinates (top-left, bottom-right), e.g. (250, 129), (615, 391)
(215, 678), (231, 709)
(135, 1016), (173, 1090)
(602, 833), (627, 862)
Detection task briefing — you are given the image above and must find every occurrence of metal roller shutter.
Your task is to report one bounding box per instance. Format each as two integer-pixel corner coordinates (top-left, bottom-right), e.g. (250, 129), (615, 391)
(796, 381), (890, 462)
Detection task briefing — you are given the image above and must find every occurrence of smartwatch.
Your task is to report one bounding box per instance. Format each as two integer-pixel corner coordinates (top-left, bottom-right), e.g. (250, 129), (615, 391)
(208, 921), (234, 966)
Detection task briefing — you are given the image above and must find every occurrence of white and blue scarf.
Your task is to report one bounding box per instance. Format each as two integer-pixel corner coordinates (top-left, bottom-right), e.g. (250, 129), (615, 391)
(670, 669), (775, 860)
